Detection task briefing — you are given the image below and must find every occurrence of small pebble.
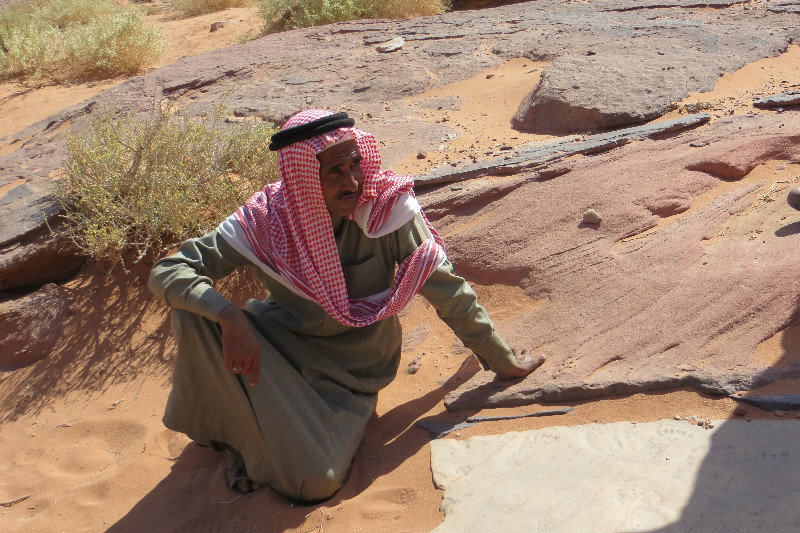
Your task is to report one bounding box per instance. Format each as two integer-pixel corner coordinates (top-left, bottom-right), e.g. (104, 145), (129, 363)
(406, 353), (424, 374)
(486, 74), (495, 79)
(376, 36), (405, 53)
(582, 209), (602, 225)
(416, 151), (427, 159)
(787, 187), (800, 211)
(673, 415), (681, 420)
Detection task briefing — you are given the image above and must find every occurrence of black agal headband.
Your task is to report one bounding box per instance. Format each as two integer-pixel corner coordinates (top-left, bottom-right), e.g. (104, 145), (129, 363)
(268, 112), (355, 151)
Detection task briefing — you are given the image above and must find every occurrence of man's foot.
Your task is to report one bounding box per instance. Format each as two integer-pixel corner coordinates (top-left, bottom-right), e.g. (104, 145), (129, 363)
(224, 447), (262, 494)
(496, 348), (546, 379)
(788, 187), (800, 211)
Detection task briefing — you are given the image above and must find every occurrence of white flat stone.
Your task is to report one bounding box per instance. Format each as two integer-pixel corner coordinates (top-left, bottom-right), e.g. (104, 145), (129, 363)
(430, 419), (800, 533)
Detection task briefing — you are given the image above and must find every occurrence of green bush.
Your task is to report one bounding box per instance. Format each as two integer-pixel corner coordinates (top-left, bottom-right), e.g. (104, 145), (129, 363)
(171, 0), (252, 18)
(0, 0), (165, 82)
(56, 104), (278, 264)
(259, 0), (446, 33)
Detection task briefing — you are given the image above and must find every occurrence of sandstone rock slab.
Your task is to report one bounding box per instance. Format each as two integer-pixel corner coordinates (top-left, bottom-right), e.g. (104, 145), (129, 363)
(754, 91), (800, 108)
(431, 114), (800, 410)
(0, 223), (84, 291)
(430, 420), (800, 533)
(0, 283), (70, 369)
(511, 49), (719, 134)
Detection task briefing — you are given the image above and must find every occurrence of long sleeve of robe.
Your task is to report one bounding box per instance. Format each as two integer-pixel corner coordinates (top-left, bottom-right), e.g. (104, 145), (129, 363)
(148, 213), (516, 500)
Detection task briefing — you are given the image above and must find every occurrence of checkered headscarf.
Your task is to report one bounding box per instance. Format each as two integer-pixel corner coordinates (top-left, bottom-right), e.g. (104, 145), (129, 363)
(218, 109), (446, 327)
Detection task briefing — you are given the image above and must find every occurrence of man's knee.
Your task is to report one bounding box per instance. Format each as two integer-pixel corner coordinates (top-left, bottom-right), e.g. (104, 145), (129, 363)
(281, 463), (347, 503)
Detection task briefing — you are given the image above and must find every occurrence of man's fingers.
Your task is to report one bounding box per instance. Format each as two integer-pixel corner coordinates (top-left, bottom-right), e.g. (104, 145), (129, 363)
(527, 353), (547, 371)
(240, 357), (252, 377)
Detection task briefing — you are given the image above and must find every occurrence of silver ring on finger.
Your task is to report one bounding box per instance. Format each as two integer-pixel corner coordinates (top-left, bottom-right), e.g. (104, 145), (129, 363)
(233, 365), (243, 373)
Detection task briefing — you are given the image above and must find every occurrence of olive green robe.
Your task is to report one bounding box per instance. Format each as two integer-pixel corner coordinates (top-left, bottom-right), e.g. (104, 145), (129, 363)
(149, 214), (515, 501)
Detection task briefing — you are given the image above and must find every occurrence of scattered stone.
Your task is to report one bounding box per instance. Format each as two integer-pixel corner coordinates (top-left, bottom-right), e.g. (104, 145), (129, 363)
(787, 187), (800, 211)
(407, 353), (425, 375)
(753, 92), (800, 109)
(731, 394), (800, 412)
(209, 21), (232, 32)
(417, 407), (573, 439)
(451, 185), (464, 191)
(0, 284), (69, 369)
(417, 419), (475, 439)
(466, 407), (573, 423)
(674, 414), (681, 420)
(486, 74), (494, 79)
(417, 151), (427, 159)
(376, 36), (404, 53)
(284, 75), (323, 85)
(582, 209), (602, 225)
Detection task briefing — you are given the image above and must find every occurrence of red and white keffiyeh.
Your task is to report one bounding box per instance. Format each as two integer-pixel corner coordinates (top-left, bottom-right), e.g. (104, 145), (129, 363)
(218, 109), (446, 327)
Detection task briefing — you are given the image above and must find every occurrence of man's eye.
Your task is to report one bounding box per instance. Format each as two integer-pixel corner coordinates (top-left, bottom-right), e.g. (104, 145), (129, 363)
(351, 158), (361, 167)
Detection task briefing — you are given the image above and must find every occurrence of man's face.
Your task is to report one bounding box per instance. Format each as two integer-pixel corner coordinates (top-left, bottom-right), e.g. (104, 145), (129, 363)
(317, 139), (363, 217)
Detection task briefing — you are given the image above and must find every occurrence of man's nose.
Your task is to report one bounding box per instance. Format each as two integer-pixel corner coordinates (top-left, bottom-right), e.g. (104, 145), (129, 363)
(341, 170), (359, 191)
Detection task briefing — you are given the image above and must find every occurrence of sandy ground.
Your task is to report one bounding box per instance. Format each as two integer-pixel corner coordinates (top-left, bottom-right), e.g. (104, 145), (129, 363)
(2, 7), (800, 532)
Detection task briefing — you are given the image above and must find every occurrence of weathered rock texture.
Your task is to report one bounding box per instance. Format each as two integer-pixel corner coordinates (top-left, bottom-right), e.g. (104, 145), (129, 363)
(435, 114), (800, 410)
(512, 49), (719, 134)
(2, 0), (799, 291)
(430, 420), (800, 533)
(0, 283), (70, 369)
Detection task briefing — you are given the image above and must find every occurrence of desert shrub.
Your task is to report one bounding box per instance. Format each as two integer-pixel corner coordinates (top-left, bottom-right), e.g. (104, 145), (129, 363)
(259, 0), (446, 33)
(0, 0), (164, 82)
(56, 104), (278, 264)
(171, 0), (251, 17)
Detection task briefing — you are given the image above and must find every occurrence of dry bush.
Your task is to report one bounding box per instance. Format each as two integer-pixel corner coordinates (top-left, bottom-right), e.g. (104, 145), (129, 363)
(259, 0), (446, 33)
(171, 0), (251, 17)
(0, 0), (164, 82)
(56, 104), (278, 265)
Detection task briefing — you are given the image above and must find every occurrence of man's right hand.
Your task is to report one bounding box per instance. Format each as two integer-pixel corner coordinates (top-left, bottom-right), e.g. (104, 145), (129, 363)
(496, 348), (546, 380)
(218, 305), (261, 386)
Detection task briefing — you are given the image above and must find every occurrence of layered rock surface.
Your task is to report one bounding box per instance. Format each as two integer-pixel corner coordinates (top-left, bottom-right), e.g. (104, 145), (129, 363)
(2, 0), (798, 291)
(2, 0), (800, 405)
(436, 113), (800, 410)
